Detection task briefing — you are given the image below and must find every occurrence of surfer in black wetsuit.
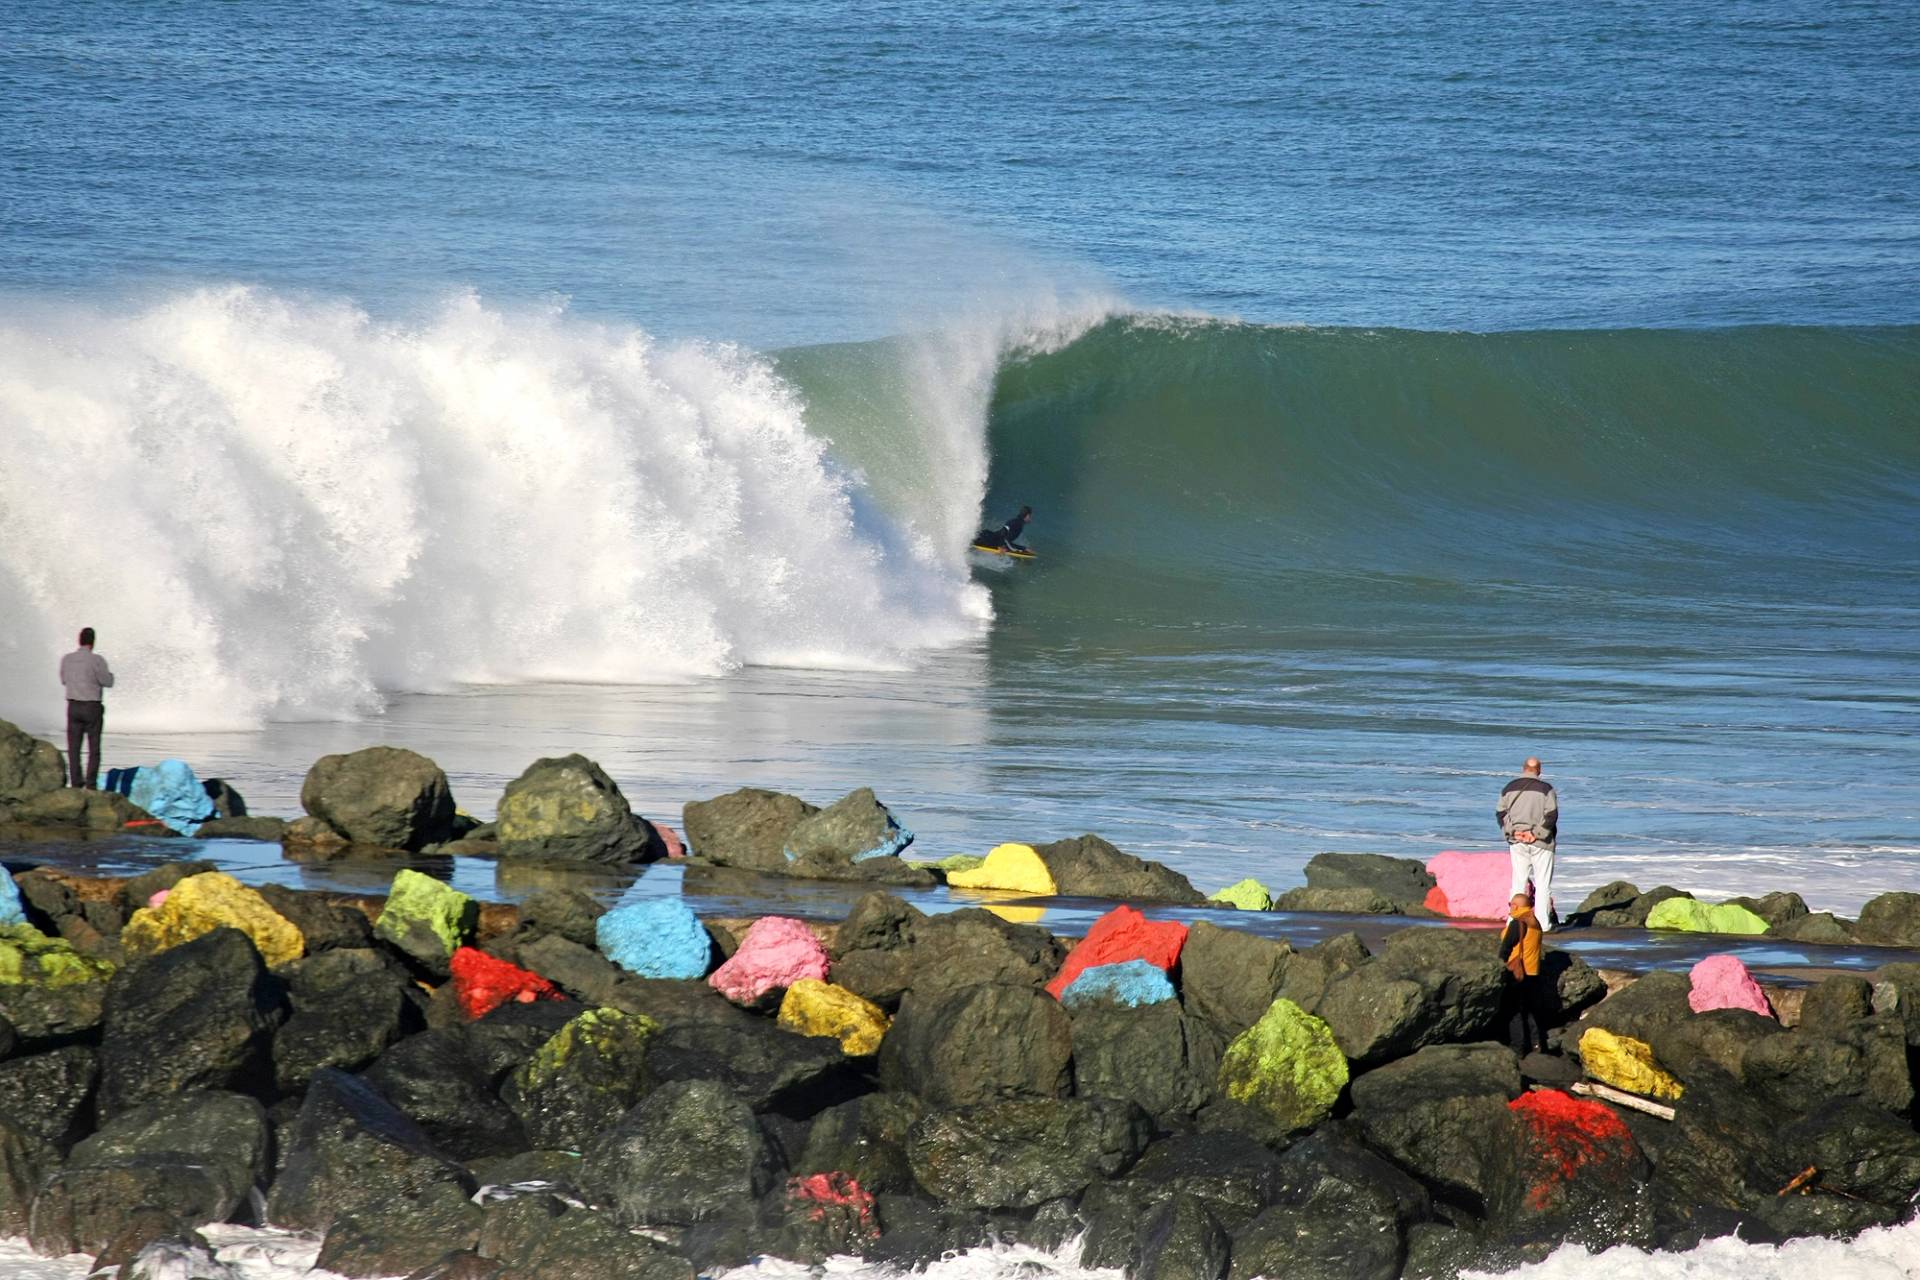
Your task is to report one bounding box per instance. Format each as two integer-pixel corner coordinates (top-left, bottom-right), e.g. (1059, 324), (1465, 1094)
(976, 506), (1033, 552)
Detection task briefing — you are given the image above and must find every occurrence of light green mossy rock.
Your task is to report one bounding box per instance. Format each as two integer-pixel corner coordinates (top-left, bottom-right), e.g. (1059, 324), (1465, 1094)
(1645, 897), (1769, 936)
(373, 869), (477, 968)
(1209, 878), (1274, 911)
(917, 854), (986, 874)
(505, 1008), (660, 1149)
(0, 924), (117, 987)
(1217, 997), (1348, 1133)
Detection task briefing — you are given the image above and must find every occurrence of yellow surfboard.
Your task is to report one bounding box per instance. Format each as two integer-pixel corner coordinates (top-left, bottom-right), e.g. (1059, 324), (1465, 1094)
(969, 542), (1037, 560)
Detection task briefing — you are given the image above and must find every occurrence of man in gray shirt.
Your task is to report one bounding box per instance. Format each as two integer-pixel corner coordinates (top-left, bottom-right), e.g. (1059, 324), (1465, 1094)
(58, 627), (115, 789)
(1496, 757), (1559, 930)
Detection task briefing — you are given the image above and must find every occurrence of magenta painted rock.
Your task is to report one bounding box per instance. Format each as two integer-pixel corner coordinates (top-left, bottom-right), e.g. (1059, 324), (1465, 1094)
(1423, 850), (1513, 920)
(709, 915), (830, 1005)
(1688, 953), (1774, 1018)
(657, 823), (686, 858)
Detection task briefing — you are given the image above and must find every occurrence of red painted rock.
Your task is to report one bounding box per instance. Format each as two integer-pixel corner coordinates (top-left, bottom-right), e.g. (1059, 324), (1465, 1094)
(709, 915), (830, 1005)
(449, 945), (564, 1020)
(1495, 1089), (1647, 1221)
(1688, 953), (1774, 1018)
(1045, 905), (1187, 1000)
(1424, 850), (1513, 920)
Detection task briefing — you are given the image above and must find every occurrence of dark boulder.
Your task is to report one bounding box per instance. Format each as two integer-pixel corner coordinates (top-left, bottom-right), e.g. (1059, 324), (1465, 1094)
(1870, 961), (1920, 1046)
(1576, 969), (1694, 1042)
(362, 1026), (532, 1161)
(28, 1089), (269, 1256)
(1177, 921), (1291, 1037)
(1272, 886), (1401, 914)
(649, 1012), (860, 1113)
(1485, 1089), (1653, 1250)
(0, 925), (114, 1041)
(274, 947), (423, 1091)
(1858, 892), (1920, 947)
(1079, 1131), (1285, 1270)
(87, 1207), (208, 1276)
(780, 851), (936, 888)
(503, 1008), (658, 1150)
(578, 1079), (777, 1226)
(1310, 928), (1507, 1066)
(1349, 1043), (1522, 1209)
(1739, 1017), (1913, 1116)
(783, 788), (913, 864)
(317, 1181), (485, 1279)
(495, 755), (665, 865)
(266, 1068), (476, 1232)
(1775, 912), (1857, 945)
(196, 816), (288, 841)
(832, 891), (924, 957)
(254, 885), (375, 952)
(97, 927), (286, 1117)
(1031, 834), (1203, 904)
(682, 788), (818, 873)
(828, 947), (917, 1009)
(793, 1092), (925, 1196)
(901, 908), (1066, 993)
(879, 981), (1072, 1106)
(1571, 880), (1640, 919)
(1273, 932), (1371, 1010)
(0, 1045), (97, 1149)
(477, 1191), (696, 1280)
(1134, 1193), (1230, 1280)
(905, 1097), (1152, 1209)
(301, 746), (457, 851)
(0, 719), (64, 802)
(1544, 950), (1608, 1020)
(1591, 885), (1690, 930)
(1644, 1007), (1783, 1085)
(1303, 852), (1436, 910)
(2, 788), (164, 833)
(517, 887), (606, 948)
(1797, 975), (1873, 1038)
(1227, 1128), (1429, 1280)
(0, 1116), (53, 1235)
(513, 933), (633, 1008)
(115, 861), (219, 915)
(1070, 1000), (1221, 1123)
(1724, 891), (1809, 931)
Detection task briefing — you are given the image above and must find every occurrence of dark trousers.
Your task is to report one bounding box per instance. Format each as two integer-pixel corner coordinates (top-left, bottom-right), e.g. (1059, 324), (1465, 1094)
(66, 700), (103, 789)
(1506, 973), (1556, 1056)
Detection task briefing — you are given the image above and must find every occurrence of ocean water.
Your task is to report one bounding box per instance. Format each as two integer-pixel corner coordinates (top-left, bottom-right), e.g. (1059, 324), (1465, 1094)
(2, 4), (1919, 1273)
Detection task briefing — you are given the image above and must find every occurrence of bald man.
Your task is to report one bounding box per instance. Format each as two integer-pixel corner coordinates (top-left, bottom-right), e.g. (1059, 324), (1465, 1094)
(1496, 758), (1559, 930)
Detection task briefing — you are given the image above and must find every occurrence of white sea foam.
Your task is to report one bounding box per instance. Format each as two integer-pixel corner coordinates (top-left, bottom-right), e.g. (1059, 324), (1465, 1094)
(0, 287), (1021, 730)
(6, 1218), (1920, 1280)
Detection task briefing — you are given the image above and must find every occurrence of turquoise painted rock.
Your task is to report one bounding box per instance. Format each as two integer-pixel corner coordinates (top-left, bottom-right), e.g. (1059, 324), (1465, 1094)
(1060, 959), (1178, 1009)
(1217, 997), (1348, 1132)
(597, 898), (712, 979)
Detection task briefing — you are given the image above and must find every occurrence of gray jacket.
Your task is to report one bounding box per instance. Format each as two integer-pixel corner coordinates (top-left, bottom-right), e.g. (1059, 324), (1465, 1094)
(59, 648), (114, 701)
(1495, 775), (1558, 851)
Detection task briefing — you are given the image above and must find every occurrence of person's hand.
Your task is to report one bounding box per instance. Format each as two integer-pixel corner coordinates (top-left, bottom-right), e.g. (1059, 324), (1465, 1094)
(1516, 830), (1535, 844)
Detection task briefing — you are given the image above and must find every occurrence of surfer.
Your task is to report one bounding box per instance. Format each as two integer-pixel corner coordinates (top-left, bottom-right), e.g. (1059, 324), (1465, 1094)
(59, 626), (114, 789)
(1497, 757), (1559, 930)
(974, 505), (1033, 552)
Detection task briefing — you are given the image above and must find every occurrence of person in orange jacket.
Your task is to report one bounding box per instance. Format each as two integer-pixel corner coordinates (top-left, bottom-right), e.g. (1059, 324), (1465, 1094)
(1497, 890), (1555, 1055)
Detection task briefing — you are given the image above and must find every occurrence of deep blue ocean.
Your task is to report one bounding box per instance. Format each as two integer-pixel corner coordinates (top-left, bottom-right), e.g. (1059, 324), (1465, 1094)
(2, 0), (1917, 921)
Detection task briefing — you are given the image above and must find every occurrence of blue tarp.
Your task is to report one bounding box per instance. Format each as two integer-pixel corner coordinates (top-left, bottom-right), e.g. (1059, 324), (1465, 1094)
(105, 759), (218, 835)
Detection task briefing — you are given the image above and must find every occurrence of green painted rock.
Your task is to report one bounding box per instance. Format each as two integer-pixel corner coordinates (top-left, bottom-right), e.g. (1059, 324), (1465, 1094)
(1216, 997), (1347, 1133)
(496, 755), (666, 865)
(374, 870), (476, 973)
(1645, 897), (1769, 935)
(0, 925), (117, 1039)
(1208, 879), (1273, 911)
(920, 854), (985, 875)
(504, 1008), (660, 1149)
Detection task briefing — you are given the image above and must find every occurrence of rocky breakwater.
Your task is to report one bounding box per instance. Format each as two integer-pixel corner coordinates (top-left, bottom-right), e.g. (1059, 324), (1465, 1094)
(0, 857), (1913, 1280)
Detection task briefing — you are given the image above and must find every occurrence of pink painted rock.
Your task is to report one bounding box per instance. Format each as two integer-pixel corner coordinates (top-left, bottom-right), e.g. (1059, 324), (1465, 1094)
(1688, 953), (1774, 1018)
(657, 823), (686, 859)
(147, 890), (170, 910)
(1424, 850), (1513, 920)
(709, 915), (829, 1005)
(1045, 905), (1187, 1000)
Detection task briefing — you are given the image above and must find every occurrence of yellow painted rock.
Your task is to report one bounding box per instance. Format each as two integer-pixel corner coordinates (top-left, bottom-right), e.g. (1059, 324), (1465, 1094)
(779, 978), (891, 1055)
(123, 871), (305, 968)
(945, 843), (1057, 895)
(1579, 1026), (1684, 1100)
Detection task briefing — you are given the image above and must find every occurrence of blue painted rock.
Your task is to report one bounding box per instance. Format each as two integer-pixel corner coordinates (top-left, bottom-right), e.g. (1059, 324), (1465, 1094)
(597, 899), (712, 980)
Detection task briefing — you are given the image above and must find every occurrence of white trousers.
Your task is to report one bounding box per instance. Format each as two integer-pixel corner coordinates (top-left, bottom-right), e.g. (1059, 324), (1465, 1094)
(1509, 842), (1556, 929)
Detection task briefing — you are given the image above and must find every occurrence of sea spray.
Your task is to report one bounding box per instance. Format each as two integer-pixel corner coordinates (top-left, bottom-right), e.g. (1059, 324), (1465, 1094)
(0, 287), (993, 730)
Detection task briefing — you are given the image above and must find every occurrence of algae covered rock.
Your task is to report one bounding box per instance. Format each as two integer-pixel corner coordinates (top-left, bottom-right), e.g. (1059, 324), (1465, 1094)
(0, 719), (65, 803)
(301, 746), (457, 851)
(496, 754), (666, 865)
(778, 978), (891, 1055)
(1576, 1026), (1683, 1100)
(1215, 998), (1347, 1134)
(121, 871), (305, 968)
(597, 898), (713, 980)
(683, 787), (818, 872)
(0, 923), (117, 1039)
(945, 843), (1057, 895)
(905, 1097), (1152, 1209)
(783, 787), (914, 864)
(505, 1007), (660, 1149)
(374, 869), (476, 973)
(1644, 897), (1768, 935)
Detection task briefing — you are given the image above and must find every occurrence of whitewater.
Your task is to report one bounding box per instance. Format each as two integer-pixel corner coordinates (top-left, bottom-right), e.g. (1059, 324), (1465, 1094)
(6, 1220), (1920, 1280)
(0, 286), (1046, 729)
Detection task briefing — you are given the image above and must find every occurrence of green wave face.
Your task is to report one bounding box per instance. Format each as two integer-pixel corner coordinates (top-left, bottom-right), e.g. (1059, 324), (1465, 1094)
(972, 321), (1920, 639)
